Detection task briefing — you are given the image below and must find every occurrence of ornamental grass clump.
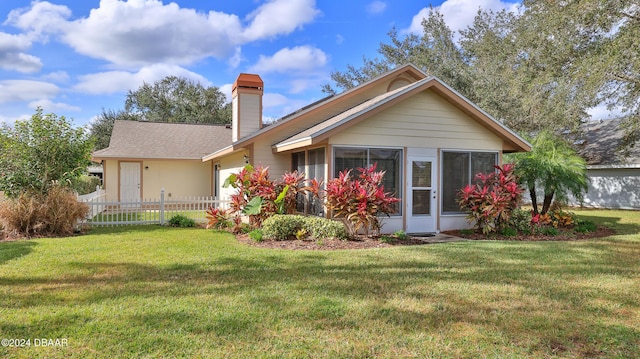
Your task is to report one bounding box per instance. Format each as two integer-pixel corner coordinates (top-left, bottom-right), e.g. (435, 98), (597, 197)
(457, 164), (523, 235)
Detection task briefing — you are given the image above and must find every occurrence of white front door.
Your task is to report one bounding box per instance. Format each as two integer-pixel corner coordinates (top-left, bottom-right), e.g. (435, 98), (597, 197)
(406, 156), (437, 233)
(120, 162), (141, 202)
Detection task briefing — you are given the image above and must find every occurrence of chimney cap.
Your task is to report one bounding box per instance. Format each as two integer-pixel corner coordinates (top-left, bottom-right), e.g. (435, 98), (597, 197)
(233, 73), (263, 91)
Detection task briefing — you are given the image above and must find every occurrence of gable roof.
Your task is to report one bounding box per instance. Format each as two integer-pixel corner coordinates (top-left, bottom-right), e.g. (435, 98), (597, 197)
(577, 119), (640, 168)
(273, 77), (531, 153)
(93, 120), (231, 161)
(203, 64), (529, 161)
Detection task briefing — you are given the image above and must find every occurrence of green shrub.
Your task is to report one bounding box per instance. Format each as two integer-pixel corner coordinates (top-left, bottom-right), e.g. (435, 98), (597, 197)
(508, 208), (533, 233)
(500, 227), (518, 237)
(249, 229), (263, 242)
(574, 219), (597, 233)
(302, 216), (349, 240)
(168, 214), (196, 228)
(539, 226), (559, 236)
(394, 230), (409, 241)
(380, 235), (397, 244)
(262, 215), (348, 241)
(72, 175), (102, 195)
(262, 215), (306, 240)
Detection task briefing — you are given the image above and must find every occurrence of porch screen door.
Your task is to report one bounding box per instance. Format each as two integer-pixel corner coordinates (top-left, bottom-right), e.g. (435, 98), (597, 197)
(406, 156), (436, 233)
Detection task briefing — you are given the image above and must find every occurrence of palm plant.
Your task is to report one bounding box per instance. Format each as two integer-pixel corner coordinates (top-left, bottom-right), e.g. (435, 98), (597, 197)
(507, 131), (588, 215)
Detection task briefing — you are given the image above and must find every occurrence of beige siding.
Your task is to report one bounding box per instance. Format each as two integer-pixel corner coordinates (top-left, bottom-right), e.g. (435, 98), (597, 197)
(218, 152), (247, 201)
(238, 93), (261, 140)
(104, 160), (119, 201)
(260, 77), (414, 145)
(142, 160), (212, 199)
(329, 90), (502, 150)
(103, 159), (211, 201)
(252, 137), (291, 179)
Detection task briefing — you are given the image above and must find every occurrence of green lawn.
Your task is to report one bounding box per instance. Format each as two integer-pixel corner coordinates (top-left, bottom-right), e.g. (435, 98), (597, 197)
(0, 209), (638, 358)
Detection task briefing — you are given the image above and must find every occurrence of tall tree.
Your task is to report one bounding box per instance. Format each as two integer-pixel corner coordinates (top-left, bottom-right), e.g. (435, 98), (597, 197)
(324, 5), (615, 136)
(125, 76), (230, 124)
(90, 109), (140, 151)
(0, 108), (94, 197)
(322, 9), (472, 97)
(522, 0), (640, 146)
(90, 76), (231, 150)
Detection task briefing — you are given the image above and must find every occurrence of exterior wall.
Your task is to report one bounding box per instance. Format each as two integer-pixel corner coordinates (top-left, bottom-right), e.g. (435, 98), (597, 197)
(570, 168), (640, 209)
(102, 159), (212, 201)
(252, 137), (291, 179)
(142, 160), (212, 199)
(329, 90), (501, 150)
(103, 160), (119, 201)
(330, 90), (504, 232)
(217, 151), (250, 202)
(233, 93), (261, 142)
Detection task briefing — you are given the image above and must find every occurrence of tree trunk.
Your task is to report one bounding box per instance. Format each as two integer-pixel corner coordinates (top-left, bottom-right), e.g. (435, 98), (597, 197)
(529, 187), (539, 215)
(541, 190), (555, 215)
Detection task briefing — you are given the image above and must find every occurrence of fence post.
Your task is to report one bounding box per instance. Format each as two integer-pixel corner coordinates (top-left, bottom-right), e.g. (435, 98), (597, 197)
(160, 188), (165, 225)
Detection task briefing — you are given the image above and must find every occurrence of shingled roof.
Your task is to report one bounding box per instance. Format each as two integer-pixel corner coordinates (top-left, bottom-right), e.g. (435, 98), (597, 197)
(92, 120), (232, 160)
(577, 119), (640, 167)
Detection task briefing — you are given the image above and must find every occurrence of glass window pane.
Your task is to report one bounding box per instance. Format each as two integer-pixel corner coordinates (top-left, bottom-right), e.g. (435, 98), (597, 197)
(308, 148), (325, 216)
(442, 152), (469, 213)
(334, 148), (367, 178)
(413, 190), (431, 215)
(412, 161), (431, 187)
(370, 148), (402, 215)
(471, 152), (497, 183)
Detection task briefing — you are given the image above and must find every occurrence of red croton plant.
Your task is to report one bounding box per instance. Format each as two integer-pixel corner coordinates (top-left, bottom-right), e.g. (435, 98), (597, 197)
(211, 163), (400, 238)
(325, 164), (401, 237)
(457, 163), (523, 234)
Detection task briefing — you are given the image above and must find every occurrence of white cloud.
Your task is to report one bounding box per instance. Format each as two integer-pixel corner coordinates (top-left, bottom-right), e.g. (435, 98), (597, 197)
(28, 98), (81, 112)
(366, 1), (387, 15)
(6, 1), (71, 38)
(249, 46), (328, 74)
(263, 93), (289, 108)
(0, 32), (42, 73)
(242, 0), (321, 41)
(42, 71), (70, 83)
(336, 34), (344, 44)
(73, 64), (210, 95)
(219, 83), (233, 103)
(7, 0), (321, 68)
(0, 80), (59, 103)
(405, 0), (519, 35)
(8, 0), (243, 67)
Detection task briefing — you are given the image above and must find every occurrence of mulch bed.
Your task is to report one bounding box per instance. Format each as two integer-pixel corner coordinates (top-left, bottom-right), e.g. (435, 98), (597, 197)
(235, 226), (615, 250)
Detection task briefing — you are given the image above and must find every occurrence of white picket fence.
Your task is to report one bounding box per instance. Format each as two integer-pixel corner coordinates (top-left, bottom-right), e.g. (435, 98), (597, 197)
(78, 188), (229, 226)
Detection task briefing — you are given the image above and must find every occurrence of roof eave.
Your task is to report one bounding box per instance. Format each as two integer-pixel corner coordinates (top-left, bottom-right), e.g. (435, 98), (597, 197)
(233, 63), (429, 148)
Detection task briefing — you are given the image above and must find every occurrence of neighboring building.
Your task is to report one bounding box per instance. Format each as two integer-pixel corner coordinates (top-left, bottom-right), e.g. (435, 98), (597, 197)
(92, 121), (231, 201)
(572, 119), (640, 209)
(94, 64), (531, 232)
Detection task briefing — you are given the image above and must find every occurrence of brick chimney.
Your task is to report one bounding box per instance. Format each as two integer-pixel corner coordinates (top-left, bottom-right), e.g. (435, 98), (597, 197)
(232, 73), (263, 142)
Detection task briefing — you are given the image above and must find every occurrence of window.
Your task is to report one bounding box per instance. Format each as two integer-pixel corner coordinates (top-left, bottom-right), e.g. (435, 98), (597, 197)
(292, 148), (325, 215)
(442, 151), (497, 213)
(334, 147), (402, 215)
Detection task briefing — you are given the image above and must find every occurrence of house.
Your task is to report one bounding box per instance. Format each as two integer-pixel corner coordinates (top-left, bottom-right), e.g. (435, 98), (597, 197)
(572, 119), (640, 209)
(92, 121), (231, 201)
(94, 64), (531, 232)
(204, 64), (531, 232)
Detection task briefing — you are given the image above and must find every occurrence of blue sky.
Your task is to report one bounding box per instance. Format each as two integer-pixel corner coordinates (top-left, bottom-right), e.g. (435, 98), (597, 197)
(0, 0), (522, 128)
